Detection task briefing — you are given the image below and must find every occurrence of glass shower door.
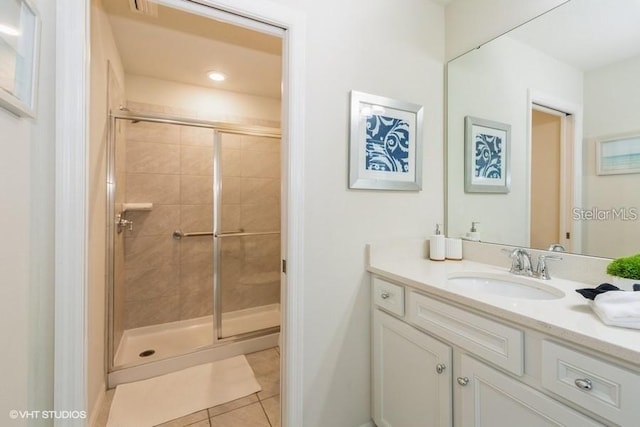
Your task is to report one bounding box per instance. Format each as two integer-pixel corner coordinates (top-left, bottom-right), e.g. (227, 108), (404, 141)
(215, 131), (281, 339)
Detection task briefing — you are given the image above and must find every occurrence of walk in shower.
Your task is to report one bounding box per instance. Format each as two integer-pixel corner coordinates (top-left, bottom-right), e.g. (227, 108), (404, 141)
(107, 111), (281, 385)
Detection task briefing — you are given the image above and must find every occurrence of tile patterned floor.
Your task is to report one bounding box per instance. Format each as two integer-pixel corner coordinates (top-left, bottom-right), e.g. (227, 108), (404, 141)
(97, 347), (280, 427)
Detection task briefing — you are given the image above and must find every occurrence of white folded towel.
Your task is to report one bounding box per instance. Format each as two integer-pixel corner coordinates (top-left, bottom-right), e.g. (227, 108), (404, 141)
(591, 291), (640, 329)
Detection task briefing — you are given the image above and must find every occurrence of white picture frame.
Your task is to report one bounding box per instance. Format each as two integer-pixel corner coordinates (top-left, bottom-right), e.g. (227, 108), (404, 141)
(596, 132), (640, 175)
(0, 0), (40, 118)
(464, 116), (511, 193)
(349, 90), (423, 190)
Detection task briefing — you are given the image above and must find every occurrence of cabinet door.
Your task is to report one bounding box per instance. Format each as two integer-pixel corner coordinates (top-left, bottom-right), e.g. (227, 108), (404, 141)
(373, 309), (452, 427)
(457, 354), (604, 427)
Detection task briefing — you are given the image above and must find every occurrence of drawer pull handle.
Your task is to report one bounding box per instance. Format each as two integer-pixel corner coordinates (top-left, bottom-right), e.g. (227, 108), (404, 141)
(380, 292), (391, 299)
(574, 378), (593, 391)
(436, 363), (446, 374)
(457, 377), (469, 386)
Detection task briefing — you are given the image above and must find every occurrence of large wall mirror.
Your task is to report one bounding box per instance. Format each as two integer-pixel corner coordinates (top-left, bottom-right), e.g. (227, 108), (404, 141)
(446, 0), (640, 259)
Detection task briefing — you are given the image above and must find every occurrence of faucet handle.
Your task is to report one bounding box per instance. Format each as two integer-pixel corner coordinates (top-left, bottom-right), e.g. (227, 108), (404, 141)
(535, 254), (563, 280)
(501, 248), (522, 273)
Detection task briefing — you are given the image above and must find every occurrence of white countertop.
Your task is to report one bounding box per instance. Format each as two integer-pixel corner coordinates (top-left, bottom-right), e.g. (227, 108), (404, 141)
(367, 241), (640, 367)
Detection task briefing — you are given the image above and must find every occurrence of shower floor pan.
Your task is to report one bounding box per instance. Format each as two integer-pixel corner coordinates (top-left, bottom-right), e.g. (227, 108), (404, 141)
(114, 303), (280, 368)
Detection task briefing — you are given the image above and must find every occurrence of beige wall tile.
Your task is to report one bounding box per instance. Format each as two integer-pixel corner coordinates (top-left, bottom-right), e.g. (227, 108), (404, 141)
(221, 177), (242, 205)
(179, 289), (213, 320)
(127, 173), (180, 204)
(180, 260), (213, 294)
(240, 177), (280, 205)
(126, 141), (180, 174)
(125, 294), (180, 329)
(124, 235), (180, 270)
(240, 202), (280, 232)
(181, 175), (213, 205)
(219, 133), (242, 150)
(241, 150), (280, 178)
(241, 135), (280, 152)
(124, 264), (180, 302)
(124, 204), (180, 238)
(126, 121), (180, 144)
(243, 234), (280, 259)
(181, 145), (213, 176)
(180, 238), (213, 264)
(181, 126), (214, 147)
(221, 148), (242, 177)
(221, 204), (241, 231)
(180, 204), (213, 232)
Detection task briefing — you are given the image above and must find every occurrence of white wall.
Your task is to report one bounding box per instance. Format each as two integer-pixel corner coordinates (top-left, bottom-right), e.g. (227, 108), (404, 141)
(447, 36), (583, 246)
(582, 55), (640, 258)
(265, 0), (445, 425)
(88, 0), (126, 421)
(125, 74), (281, 125)
(445, 0), (568, 60)
(0, 0), (56, 424)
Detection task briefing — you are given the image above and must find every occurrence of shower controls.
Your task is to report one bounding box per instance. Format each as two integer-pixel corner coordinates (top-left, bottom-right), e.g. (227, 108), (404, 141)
(116, 213), (134, 233)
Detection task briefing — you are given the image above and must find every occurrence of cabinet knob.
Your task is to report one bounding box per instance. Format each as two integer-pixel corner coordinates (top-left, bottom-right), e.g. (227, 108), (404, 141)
(436, 363), (446, 374)
(380, 292), (390, 299)
(456, 377), (470, 386)
(574, 378), (592, 391)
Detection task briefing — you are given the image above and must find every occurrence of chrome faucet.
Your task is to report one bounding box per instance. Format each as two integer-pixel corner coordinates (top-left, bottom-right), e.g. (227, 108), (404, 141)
(502, 248), (563, 280)
(503, 248), (534, 276)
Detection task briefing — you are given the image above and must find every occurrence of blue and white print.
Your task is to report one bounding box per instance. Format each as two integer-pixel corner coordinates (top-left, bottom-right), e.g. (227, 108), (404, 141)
(365, 115), (410, 173)
(474, 133), (502, 179)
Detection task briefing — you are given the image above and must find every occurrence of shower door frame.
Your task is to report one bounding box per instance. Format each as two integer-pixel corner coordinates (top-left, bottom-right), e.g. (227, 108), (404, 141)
(213, 130), (283, 341)
(106, 112), (282, 374)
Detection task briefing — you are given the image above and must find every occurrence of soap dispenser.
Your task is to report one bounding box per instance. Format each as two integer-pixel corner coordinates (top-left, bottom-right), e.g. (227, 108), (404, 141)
(429, 224), (445, 261)
(466, 221), (480, 241)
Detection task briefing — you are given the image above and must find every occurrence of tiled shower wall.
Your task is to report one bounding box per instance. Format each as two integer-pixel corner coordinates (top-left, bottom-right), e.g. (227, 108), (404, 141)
(219, 133), (281, 314)
(118, 119), (281, 331)
(122, 121), (215, 329)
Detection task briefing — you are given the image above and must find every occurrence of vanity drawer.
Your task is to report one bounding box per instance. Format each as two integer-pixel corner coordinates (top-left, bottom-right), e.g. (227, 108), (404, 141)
(407, 291), (524, 375)
(541, 340), (640, 426)
(372, 277), (405, 317)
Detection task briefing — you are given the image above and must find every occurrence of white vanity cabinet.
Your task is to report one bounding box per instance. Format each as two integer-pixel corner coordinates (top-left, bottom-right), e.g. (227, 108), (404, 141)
(371, 276), (614, 427)
(372, 309), (453, 427)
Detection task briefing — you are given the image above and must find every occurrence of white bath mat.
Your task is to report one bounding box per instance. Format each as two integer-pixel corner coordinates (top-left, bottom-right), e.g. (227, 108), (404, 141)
(106, 355), (261, 427)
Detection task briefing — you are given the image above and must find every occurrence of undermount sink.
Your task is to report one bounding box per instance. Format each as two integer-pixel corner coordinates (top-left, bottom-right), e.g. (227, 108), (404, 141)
(447, 272), (565, 300)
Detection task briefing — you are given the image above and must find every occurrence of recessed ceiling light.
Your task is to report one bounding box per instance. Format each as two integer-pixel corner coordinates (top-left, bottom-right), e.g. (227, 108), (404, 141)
(207, 71), (226, 82)
(0, 24), (20, 37)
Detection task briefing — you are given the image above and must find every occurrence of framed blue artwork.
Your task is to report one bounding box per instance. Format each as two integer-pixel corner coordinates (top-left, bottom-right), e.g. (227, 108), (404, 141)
(349, 91), (423, 190)
(464, 116), (511, 193)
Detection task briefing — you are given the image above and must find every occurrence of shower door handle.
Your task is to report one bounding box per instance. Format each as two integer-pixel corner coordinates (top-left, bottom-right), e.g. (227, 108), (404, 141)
(214, 231), (280, 238)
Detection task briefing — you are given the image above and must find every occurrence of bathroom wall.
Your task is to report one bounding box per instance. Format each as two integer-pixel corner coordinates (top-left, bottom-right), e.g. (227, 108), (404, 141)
(266, 0), (445, 425)
(0, 0), (56, 423)
(447, 35), (583, 247)
(582, 55), (640, 258)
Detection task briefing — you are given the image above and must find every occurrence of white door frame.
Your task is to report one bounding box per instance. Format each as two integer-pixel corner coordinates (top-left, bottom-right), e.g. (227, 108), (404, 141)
(54, 1), (306, 426)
